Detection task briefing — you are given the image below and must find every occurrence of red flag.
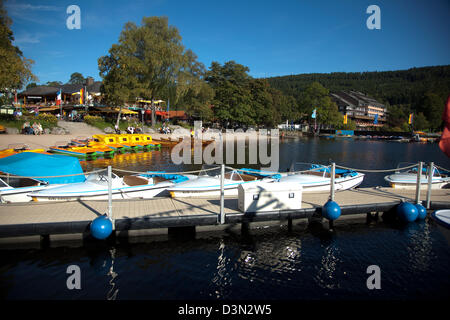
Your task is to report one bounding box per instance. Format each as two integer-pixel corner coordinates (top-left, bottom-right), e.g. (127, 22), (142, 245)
(56, 89), (62, 106)
(438, 95), (450, 158)
(79, 88), (84, 104)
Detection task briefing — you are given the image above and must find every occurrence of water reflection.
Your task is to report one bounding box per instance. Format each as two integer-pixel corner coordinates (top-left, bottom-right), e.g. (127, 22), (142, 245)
(106, 247), (119, 300)
(403, 221), (434, 273)
(314, 239), (342, 290)
(211, 239), (232, 299)
(88, 246), (119, 300)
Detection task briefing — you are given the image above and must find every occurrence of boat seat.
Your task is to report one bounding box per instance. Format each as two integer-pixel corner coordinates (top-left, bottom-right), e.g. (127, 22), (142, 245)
(123, 175), (149, 186)
(224, 172), (233, 180)
(305, 170), (325, 177)
(305, 171), (341, 178)
(19, 178), (40, 187)
(240, 174), (258, 181)
(152, 176), (168, 184)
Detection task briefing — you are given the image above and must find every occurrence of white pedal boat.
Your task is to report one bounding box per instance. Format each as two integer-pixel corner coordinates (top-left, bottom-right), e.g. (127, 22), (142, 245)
(431, 209), (450, 245)
(384, 163), (450, 189)
(29, 171), (196, 201)
(0, 176), (62, 203)
(277, 163), (365, 192)
(0, 152), (86, 203)
(167, 165), (280, 198)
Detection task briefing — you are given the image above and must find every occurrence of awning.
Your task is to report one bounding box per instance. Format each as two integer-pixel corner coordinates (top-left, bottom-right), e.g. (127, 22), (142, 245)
(121, 109), (139, 115)
(0, 152), (85, 184)
(38, 106), (60, 112)
(137, 99), (164, 104)
(92, 107), (138, 114)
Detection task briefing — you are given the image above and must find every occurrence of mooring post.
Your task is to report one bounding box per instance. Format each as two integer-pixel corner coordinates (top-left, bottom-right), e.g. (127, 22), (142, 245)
(107, 165), (114, 230)
(426, 162), (433, 209)
(330, 162), (336, 201)
(219, 164), (225, 224)
(415, 161), (423, 204)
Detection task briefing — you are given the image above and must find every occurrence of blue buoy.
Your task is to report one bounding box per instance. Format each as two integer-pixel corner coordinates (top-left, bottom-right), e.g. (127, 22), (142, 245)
(397, 202), (418, 223)
(322, 200), (341, 221)
(90, 215), (113, 240)
(414, 203), (427, 220)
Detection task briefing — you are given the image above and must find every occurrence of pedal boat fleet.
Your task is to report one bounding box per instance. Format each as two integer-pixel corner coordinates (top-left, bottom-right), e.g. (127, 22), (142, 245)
(29, 171), (197, 201)
(0, 151), (448, 203)
(46, 134), (162, 159)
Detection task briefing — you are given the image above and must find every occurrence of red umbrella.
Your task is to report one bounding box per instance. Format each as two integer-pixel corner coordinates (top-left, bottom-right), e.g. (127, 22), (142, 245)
(438, 95), (450, 158)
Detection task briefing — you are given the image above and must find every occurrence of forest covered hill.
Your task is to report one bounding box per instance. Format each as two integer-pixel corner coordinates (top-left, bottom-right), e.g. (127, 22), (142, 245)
(267, 65), (450, 130)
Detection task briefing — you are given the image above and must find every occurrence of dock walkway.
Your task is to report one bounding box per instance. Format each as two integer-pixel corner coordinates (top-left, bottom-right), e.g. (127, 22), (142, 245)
(0, 187), (449, 239)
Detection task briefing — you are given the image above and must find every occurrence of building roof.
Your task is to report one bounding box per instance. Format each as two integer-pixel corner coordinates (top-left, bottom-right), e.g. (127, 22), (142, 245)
(61, 81), (102, 94)
(19, 81), (103, 97)
(18, 86), (59, 97)
(331, 90), (385, 108)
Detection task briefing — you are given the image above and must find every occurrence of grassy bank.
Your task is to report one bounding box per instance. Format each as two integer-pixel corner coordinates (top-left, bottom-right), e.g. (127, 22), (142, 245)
(0, 114), (58, 131)
(83, 115), (191, 132)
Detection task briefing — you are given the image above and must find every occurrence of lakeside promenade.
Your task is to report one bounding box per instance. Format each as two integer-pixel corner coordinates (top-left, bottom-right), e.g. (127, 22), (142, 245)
(0, 187), (448, 242)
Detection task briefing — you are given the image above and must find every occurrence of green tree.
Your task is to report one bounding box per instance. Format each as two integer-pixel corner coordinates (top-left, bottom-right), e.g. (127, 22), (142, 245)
(46, 81), (63, 87)
(206, 61), (255, 126)
(386, 105), (408, 131)
(98, 52), (135, 127)
(413, 112), (430, 131)
(68, 72), (85, 84)
(180, 82), (215, 122)
(26, 82), (37, 89)
(299, 82), (342, 127)
(418, 92), (444, 130)
(99, 16), (200, 127)
(0, 0), (36, 94)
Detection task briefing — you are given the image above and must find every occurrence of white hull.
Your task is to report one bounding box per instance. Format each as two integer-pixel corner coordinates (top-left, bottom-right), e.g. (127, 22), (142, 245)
(384, 173), (450, 189)
(30, 182), (173, 202)
(169, 175), (364, 197)
(29, 173), (182, 202)
(170, 188), (239, 198)
(386, 181), (449, 189)
(278, 173), (365, 192)
(168, 175), (275, 198)
(432, 210), (450, 245)
(30, 185), (171, 201)
(0, 185), (61, 203)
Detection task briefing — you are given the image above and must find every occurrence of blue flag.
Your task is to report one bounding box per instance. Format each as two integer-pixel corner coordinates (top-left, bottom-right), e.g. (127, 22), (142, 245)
(374, 114), (378, 124)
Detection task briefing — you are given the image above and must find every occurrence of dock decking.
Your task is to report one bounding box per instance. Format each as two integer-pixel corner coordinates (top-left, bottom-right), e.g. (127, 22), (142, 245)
(0, 187), (449, 239)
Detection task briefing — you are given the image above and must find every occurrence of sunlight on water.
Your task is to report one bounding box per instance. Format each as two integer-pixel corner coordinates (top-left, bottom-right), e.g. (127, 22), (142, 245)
(0, 139), (449, 300)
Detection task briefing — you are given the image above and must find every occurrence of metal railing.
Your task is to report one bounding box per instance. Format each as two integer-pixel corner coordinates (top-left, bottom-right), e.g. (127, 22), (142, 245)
(1, 161), (449, 225)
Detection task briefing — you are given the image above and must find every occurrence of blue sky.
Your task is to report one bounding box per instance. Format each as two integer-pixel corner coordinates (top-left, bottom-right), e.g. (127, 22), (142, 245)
(5, 0), (450, 86)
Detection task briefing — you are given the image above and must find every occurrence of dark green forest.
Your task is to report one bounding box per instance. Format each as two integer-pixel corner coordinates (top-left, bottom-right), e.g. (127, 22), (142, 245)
(267, 65), (450, 131)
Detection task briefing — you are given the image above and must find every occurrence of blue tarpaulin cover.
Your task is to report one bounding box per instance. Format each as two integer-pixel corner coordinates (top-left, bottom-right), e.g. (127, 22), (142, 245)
(0, 152), (85, 184)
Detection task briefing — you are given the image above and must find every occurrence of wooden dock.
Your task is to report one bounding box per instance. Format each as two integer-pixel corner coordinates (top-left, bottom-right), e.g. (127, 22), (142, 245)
(0, 187), (449, 240)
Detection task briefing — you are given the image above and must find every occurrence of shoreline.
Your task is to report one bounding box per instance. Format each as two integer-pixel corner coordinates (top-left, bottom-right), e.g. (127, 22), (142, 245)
(0, 131), (280, 150)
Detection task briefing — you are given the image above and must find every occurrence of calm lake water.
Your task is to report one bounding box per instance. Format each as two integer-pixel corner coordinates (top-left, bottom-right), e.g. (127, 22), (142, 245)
(0, 138), (449, 301)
